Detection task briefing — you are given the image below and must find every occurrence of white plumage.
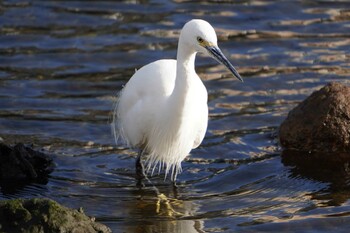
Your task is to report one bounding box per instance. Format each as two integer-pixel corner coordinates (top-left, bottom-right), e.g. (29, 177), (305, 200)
(112, 19), (242, 181)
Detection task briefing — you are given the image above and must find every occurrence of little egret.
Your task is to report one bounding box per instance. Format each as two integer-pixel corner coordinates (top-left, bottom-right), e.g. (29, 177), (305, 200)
(112, 19), (243, 182)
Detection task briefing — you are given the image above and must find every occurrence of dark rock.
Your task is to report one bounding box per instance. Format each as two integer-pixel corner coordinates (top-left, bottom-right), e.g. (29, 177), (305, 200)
(279, 82), (350, 153)
(0, 143), (54, 181)
(0, 198), (111, 233)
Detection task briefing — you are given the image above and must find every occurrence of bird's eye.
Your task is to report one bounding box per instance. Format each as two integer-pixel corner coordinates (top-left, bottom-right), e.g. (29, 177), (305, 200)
(197, 37), (204, 43)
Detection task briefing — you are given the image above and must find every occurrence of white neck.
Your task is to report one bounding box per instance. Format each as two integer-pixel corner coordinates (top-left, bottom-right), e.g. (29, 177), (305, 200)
(171, 38), (197, 108)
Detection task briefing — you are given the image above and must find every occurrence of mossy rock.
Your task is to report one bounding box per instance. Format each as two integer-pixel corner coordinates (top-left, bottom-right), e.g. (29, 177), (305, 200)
(0, 198), (111, 233)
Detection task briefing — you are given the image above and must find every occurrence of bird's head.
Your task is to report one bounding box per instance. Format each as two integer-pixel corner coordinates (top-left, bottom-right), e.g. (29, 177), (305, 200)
(181, 19), (243, 82)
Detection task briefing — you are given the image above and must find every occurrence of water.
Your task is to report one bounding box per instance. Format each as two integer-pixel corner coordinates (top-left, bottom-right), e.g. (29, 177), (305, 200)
(1, 0), (350, 232)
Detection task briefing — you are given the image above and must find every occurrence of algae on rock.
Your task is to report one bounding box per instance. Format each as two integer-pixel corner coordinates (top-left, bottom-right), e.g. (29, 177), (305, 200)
(0, 198), (111, 233)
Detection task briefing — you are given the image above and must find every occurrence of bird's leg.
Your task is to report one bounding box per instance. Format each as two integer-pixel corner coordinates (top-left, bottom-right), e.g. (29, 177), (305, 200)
(172, 181), (178, 198)
(171, 170), (178, 190)
(136, 150), (146, 186)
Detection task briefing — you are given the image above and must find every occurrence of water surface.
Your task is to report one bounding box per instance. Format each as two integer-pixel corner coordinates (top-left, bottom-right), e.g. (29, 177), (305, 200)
(1, 0), (350, 232)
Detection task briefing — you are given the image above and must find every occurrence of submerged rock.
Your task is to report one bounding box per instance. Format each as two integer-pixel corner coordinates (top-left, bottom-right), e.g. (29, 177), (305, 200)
(279, 82), (350, 153)
(0, 143), (54, 181)
(0, 198), (111, 233)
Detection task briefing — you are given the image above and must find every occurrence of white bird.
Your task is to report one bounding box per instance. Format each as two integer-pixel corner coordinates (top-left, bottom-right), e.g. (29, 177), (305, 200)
(112, 19), (243, 182)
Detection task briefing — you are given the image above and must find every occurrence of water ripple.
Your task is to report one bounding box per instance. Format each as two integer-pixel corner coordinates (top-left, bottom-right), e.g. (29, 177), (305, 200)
(1, 1), (350, 232)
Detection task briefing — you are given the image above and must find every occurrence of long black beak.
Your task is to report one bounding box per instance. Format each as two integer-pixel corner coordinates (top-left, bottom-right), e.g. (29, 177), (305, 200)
(206, 45), (243, 82)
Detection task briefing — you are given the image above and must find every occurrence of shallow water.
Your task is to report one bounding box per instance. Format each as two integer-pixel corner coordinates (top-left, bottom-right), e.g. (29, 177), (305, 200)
(1, 0), (350, 232)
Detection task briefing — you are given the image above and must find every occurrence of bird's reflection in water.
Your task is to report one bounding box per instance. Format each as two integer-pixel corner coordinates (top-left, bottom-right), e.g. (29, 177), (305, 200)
(125, 183), (204, 233)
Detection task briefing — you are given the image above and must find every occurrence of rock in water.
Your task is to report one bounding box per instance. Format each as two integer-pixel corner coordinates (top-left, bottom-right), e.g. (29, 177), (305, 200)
(279, 82), (350, 153)
(0, 143), (54, 181)
(0, 198), (112, 233)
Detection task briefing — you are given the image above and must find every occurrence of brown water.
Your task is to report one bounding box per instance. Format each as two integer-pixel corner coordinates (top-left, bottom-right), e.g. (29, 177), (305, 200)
(1, 1), (350, 232)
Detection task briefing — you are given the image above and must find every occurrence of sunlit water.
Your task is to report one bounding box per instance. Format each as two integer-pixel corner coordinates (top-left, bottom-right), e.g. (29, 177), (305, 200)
(1, 1), (350, 232)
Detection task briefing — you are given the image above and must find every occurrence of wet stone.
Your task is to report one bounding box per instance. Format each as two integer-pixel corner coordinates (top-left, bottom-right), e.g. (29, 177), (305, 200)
(279, 82), (350, 153)
(0, 143), (54, 181)
(0, 198), (112, 233)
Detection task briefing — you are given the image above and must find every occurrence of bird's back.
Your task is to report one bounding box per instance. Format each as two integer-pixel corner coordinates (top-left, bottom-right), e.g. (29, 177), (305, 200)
(115, 59), (178, 147)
